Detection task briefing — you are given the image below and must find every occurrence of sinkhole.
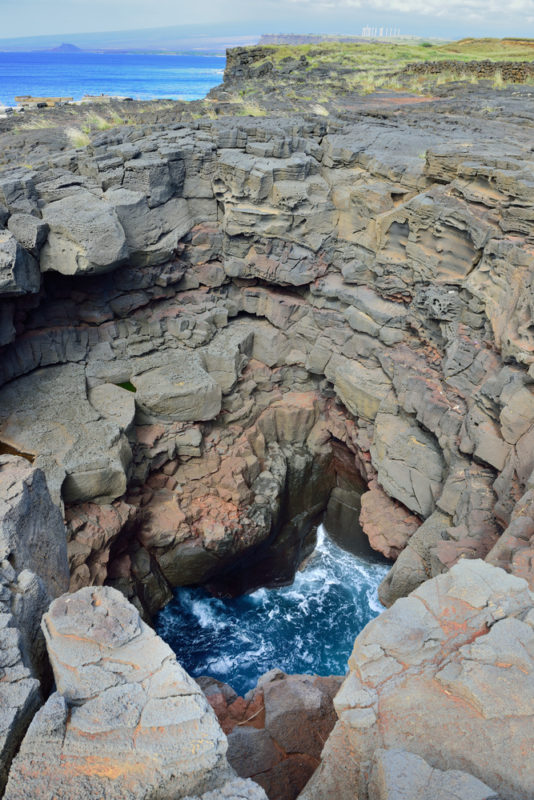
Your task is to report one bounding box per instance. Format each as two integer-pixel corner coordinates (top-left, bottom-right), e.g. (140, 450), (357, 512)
(155, 487), (391, 696)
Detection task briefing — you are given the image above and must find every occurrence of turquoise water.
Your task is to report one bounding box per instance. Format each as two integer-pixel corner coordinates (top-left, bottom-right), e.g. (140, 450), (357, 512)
(156, 525), (389, 695)
(0, 51), (225, 105)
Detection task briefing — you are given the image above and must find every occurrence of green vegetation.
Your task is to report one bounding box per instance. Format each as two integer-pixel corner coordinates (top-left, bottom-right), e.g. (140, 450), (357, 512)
(240, 37), (534, 97)
(81, 111), (125, 133)
(117, 381), (137, 393)
(255, 37), (534, 70)
(66, 126), (91, 148)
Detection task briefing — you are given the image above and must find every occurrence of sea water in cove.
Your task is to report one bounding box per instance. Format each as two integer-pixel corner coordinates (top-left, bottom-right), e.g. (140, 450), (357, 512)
(0, 51), (224, 106)
(156, 525), (390, 696)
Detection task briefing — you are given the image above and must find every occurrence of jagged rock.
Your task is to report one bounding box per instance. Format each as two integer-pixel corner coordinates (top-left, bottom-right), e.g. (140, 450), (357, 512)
(106, 188), (193, 266)
(0, 456), (69, 792)
(359, 481), (420, 559)
(1, 88), (534, 618)
(7, 213), (48, 257)
(203, 670), (342, 800)
(299, 560), (534, 800)
(0, 610), (40, 795)
(5, 586), (234, 799)
(486, 488), (534, 589)
(0, 229), (40, 296)
(0, 457), (69, 652)
(371, 410), (444, 518)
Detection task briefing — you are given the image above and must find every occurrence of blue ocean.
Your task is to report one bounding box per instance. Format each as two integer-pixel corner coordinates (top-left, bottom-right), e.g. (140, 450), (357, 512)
(0, 51), (225, 106)
(156, 525), (389, 695)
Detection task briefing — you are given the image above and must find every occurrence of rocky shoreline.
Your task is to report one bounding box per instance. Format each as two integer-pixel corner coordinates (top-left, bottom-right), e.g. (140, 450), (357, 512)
(0, 44), (533, 799)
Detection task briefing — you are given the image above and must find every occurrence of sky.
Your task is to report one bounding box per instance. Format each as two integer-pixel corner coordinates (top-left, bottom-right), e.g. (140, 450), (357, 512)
(1, 0), (534, 42)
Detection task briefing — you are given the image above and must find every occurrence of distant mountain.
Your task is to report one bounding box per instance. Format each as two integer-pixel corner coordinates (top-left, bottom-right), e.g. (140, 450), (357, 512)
(51, 43), (83, 53)
(0, 24), (259, 53)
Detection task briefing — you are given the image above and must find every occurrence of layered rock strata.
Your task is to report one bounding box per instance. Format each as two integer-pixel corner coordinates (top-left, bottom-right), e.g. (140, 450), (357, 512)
(0, 48), (534, 800)
(1, 95), (534, 611)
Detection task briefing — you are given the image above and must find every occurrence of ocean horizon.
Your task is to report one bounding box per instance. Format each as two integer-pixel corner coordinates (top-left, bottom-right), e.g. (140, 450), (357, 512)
(0, 51), (225, 106)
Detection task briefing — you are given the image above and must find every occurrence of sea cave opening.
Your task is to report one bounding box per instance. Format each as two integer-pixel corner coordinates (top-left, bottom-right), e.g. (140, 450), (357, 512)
(155, 466), (392, 695)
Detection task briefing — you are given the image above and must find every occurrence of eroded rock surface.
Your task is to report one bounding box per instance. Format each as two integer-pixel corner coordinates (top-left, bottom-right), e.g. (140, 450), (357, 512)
(4, 585), (236, 800)
(0, 456), (69, 792)
(298, 559), (534, 800)
(2, 93), (534, 608)
(369, 749), (500, 800)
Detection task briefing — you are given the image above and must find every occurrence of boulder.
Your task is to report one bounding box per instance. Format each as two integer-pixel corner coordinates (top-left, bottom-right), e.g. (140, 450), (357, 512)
(184, 777), (269, 800)
(299, 560), (534, 800)
(0, 364), (132, 506)
(133, 354), (222, 423)
(106, 188), (193, 266)
(7, 213), (48, 257)
(0, 229), (40, 296)
(5, 586), (234, 800)
(40, 190), (128, 275)
(204, 670), (342, 800)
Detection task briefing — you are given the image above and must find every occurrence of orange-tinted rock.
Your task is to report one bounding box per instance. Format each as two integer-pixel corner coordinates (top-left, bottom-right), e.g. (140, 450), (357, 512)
(360, 481), (420, 559)
(201, 671), (342, 800)
(300, 560), (534, 800)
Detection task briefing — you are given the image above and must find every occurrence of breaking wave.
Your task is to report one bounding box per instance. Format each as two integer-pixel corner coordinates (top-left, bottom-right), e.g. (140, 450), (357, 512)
(156, 524), (390, 695)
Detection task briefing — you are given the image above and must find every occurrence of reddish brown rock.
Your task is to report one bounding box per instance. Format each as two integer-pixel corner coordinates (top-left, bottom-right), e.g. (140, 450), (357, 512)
(66, 500), (137, 592)
(359, 480), (420, 559)
(201, 671), (343, 800)
(486, 488), (534, 589)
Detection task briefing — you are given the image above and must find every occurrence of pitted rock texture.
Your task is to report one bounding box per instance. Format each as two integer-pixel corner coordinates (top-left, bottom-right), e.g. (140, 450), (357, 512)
(298, 559), (534, 800)
(0, 456), (69, 792)
(200, 670), (343, 800)
(185, 777), (269, 800)
(4, 585), (234, 800)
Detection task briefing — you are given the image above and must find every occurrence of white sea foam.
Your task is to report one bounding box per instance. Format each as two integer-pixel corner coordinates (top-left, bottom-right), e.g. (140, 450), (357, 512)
(157, 523), (391, 695)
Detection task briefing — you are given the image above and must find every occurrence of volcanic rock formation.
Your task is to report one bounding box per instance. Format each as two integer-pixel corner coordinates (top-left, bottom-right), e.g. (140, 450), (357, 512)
(2, 93), (534, 614)
(0, 45), (534, 800)
(300, 558), (533, 800)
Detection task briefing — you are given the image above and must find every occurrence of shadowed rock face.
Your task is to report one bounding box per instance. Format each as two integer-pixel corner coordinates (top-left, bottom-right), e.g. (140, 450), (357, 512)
(200, 670), (343, 800)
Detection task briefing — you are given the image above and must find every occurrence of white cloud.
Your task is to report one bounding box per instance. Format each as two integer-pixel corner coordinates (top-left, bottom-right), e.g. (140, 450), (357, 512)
(285, 0), (534, 19)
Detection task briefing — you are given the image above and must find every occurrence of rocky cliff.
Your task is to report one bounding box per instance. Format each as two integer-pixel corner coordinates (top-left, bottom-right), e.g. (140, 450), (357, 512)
(2, 93), (534, 611)
(0, 46), (534, 799)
